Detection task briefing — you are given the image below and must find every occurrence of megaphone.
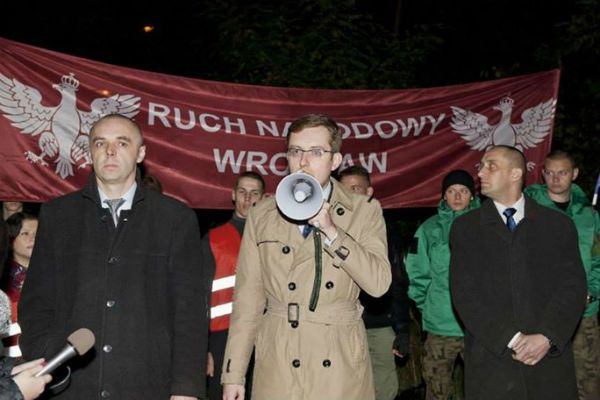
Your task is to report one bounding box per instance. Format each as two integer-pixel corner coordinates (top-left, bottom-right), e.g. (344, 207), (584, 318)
(276, 171), (324, 221)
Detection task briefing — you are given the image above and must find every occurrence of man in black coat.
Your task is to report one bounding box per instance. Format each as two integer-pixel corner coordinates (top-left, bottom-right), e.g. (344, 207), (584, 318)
(18, 115), (209, 399)
(449, 145), (587, 400)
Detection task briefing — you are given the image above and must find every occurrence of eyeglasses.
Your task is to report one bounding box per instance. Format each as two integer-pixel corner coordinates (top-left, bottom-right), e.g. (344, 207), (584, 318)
(542, 170), (571, 178)
(287, 147), (333, 159)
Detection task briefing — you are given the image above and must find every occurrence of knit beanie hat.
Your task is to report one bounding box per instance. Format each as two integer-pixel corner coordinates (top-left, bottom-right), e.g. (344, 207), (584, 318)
(442, 169), (475, 197)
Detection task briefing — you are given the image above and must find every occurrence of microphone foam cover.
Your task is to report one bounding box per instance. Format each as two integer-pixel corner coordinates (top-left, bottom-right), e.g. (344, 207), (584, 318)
(67, 328), (95, 355)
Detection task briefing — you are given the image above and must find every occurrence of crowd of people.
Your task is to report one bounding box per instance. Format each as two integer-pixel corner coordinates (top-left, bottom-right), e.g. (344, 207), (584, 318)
(0, 113), (598, 400)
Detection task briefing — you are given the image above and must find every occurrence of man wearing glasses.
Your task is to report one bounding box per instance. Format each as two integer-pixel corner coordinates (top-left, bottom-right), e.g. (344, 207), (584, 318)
(221, 114), (391, 400)
(525, 150), (600, 400)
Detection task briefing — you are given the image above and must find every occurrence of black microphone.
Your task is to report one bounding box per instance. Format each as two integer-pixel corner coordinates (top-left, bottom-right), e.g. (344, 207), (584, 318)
(35, 328), (95, 377)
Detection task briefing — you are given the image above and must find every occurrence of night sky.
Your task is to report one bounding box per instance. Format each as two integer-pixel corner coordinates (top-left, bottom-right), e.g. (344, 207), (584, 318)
(0, 0), (579, 86)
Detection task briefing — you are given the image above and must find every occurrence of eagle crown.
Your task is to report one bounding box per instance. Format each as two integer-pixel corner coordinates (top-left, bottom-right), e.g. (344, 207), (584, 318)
(60, 73), (80, 90)
(493, 96), (514, 113)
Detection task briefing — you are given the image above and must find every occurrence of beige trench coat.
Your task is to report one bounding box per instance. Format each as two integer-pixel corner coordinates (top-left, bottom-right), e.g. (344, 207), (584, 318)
(222, 180), (392, 400)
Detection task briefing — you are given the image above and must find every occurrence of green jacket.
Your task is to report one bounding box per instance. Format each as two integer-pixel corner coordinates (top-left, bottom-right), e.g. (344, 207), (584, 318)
(406, 197), (480, 336)
(524, 183), (600, 317)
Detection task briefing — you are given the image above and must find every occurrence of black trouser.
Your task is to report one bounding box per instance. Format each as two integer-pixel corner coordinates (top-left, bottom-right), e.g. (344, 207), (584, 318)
(207, 330), (254, 400)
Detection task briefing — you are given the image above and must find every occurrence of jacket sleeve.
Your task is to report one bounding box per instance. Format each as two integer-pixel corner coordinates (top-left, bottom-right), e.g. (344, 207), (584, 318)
(587, 210), (600, 298)
(0, 357), (24, 400)
(201, 233), (217, 353)
(221, 208), (266, 385)
(18, 206), (65, 361)
(449, 220), (519, 357)
(323, 198), (391, 298)
(405, 225), (431, 311)
(387, 224), (410, 336)
(536, 219), (587, 353)
(168, 207), (209, 398)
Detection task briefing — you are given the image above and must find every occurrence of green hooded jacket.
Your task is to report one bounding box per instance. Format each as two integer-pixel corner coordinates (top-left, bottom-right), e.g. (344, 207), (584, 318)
(406, 197), (480, 336)
(524, 183), (600, 317)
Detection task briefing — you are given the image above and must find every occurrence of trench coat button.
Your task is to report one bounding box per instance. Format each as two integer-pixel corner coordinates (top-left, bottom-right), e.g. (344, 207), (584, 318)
(100, 390), (110, 398)
(100, 215), (109, 222)
(291, 321), (299, 328)
(322, 359), (331, 367)
(288, 282), (296, 291)
(103, 345), (112, 353)
(336, 208), (345, 216)
(325, 281), (334, 289)
(282, 246), (290, 254)
(106, 300), (115, 308)
(108, 257), (118, 264)
(292, 359), (301, 368)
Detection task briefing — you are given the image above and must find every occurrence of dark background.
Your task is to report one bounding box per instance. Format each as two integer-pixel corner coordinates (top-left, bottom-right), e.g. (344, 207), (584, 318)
(1, 0), (599, 233)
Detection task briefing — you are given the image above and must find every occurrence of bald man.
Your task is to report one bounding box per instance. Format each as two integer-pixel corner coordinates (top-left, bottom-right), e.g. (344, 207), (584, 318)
(449, 145), (587, 400)
(19, 114), (209, 400)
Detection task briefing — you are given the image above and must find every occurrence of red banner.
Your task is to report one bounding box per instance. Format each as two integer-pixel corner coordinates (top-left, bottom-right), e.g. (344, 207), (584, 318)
(0, 37), (559, 208)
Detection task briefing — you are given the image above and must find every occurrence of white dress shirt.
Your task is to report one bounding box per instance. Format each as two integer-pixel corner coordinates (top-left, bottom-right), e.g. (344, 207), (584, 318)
(99, 182), (137, 218)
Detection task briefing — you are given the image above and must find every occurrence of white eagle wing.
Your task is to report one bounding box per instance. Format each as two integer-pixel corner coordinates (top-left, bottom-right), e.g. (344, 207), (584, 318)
(78, 94), (141, 134)
(513, 98), (556, 150)
(0, 73), (56, 135)
(450, 106), (495, 150)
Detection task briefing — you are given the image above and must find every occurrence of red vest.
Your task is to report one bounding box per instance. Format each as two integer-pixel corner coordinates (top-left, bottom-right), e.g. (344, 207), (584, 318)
(209, 222), (241, 332)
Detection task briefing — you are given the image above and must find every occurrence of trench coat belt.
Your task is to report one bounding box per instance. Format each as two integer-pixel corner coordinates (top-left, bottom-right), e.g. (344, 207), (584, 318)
(266, 298), (364, 325)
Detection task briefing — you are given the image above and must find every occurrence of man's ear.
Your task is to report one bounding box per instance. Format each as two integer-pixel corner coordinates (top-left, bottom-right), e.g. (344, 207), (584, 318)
(136, 145), (147, 163)
(572, 167), (579, 181)
(512, 167), (524, 183)
(331, 152), (343, 171)
(367, 186), (374, 197)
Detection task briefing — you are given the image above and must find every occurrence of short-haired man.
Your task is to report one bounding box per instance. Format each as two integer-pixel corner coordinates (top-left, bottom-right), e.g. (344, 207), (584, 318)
(19, 114), (209, 399)
(222, 114), (392, 400)
(339, 165), (410, 400)
(449, 145), (587, 399)
(524, 150), (600, 399)
(205, 171), (265, 400)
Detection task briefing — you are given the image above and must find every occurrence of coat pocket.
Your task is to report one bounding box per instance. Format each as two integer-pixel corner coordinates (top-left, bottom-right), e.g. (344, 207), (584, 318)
(344, 322), (367, 366)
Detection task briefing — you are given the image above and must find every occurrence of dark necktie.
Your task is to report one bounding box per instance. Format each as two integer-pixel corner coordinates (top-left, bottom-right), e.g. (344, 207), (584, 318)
(104, 198), (125, 227)
(302, 224), (313, 238)
(503, 207), (517, 232)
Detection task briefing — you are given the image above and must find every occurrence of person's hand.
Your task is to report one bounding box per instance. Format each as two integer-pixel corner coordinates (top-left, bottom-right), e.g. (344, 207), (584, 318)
(308, 201), (337, 241)
(11, 358), (52, 400)
(392, 332), (410, 358)
(511, 333), (551, 366)
(207, 351), (214, 377)
(11, 358), (46, 375)
(223, 383), (245, 400)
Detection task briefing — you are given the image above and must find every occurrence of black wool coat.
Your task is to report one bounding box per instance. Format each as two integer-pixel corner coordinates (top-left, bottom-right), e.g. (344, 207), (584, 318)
(449, 197), (586, 400)
(18, 176), (210, 399)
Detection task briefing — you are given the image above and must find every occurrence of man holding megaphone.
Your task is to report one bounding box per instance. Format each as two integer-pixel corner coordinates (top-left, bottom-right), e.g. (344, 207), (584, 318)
(222, 114), (392, 400)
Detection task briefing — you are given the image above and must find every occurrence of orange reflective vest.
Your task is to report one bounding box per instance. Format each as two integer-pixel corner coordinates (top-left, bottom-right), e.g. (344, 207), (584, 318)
(209, 222), (241, 332)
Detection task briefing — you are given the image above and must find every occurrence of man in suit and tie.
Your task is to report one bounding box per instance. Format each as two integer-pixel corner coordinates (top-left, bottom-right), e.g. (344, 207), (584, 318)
(449, 145), (587, 400)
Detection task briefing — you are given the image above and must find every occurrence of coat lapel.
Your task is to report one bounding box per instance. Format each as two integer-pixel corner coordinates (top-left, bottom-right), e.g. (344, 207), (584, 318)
(288, 180), (354, 270)
(480, 198), (513, 243)
(329, 180), (355, 234)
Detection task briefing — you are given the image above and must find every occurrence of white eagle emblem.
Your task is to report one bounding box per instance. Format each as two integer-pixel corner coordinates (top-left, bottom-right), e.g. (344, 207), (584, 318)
(450, 96), (556, 151)
(0, 73), (141, 178)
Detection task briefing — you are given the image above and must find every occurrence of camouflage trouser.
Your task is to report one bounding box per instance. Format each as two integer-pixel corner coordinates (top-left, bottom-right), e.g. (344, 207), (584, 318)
(422, 334), (463, 400)
(573, 315), (600, 400)
(398, 305), (424, 392)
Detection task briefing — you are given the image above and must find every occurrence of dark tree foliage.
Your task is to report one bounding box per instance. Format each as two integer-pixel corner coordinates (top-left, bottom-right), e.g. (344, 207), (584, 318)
(199, 0), (442, 89)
